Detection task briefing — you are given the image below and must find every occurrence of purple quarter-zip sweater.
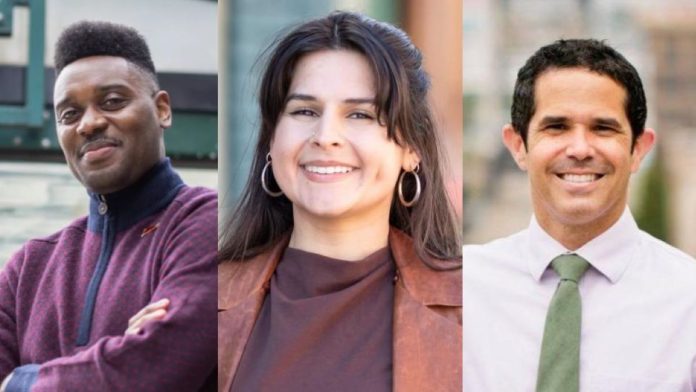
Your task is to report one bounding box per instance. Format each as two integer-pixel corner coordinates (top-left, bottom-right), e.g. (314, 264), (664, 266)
(0, 160), (216, 391)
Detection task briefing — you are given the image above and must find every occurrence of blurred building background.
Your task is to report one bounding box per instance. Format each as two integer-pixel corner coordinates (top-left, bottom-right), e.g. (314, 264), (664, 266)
(0, 0), (217, 264)
(463, 0), (696, 257)
(220, 0), (463, 227)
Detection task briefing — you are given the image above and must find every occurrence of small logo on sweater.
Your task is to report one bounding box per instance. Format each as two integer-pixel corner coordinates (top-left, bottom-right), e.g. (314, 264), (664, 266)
(141, 223), (160, 237)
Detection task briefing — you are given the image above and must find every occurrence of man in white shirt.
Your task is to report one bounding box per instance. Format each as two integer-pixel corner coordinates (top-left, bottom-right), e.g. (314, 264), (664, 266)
(463, 39), (696, 391)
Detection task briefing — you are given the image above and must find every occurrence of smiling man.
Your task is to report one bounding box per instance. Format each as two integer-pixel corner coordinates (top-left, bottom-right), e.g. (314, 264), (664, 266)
(0, 22), (216, 391)
(464, 39), (696, 391)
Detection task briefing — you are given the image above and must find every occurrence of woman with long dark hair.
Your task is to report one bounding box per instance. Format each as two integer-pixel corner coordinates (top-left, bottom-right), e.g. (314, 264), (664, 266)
(219, 11), (461, 391)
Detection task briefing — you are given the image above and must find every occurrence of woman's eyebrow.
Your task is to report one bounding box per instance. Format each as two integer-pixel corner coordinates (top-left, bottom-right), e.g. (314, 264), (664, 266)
(286, 94), (375, 105)
(285, 93), (317, 103)
(344, 97), (375, 105)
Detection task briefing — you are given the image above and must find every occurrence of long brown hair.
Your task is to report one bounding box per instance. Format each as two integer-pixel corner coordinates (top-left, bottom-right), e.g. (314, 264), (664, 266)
(220, 11), (461, 265)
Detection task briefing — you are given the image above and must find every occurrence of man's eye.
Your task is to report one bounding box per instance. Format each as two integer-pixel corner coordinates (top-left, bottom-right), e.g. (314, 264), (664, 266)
(58, 110), (80, 124)
(102, 97), (127, 110)
(545, 123), (567, 131)
(595, 125), (616, 133)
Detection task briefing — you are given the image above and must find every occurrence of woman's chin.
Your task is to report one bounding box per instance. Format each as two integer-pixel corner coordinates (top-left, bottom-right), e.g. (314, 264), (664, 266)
(295, 203), (354, 220)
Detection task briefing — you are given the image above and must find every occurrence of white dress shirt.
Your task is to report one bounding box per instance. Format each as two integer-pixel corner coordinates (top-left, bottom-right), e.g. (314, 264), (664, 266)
(464, 208), (696, 391)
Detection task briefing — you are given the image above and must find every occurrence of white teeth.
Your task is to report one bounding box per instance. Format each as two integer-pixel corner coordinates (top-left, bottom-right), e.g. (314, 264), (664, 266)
(561, 174), (599, 183)
(305, 165), (353, 174)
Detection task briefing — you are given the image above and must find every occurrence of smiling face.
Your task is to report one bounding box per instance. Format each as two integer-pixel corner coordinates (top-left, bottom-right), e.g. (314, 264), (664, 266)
(53, 56), (171, 195)
(270, 49), (417, 228)
(503, 67), (655, 248)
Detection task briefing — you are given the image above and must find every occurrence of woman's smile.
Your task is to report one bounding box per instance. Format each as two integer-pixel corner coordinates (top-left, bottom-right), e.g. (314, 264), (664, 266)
(301, 160), (358, 182)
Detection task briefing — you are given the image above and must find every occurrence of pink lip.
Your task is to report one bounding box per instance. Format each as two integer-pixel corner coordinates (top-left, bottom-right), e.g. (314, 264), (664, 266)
(80, 139), (120, 157)
(299, 160), (358, 168)
(302, 169), (353, 183)
(83, 146), (117, 163)
(550, 161), (611, 177)
(79, 139), (121, 163)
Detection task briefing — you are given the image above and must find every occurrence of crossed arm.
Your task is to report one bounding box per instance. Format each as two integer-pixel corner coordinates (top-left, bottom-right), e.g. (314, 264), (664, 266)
(0, 298), (171, 391)
(0, 253), (216, 391)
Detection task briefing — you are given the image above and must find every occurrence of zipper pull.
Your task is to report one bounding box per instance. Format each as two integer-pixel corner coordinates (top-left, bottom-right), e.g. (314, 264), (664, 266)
(98, 195), (108, 215)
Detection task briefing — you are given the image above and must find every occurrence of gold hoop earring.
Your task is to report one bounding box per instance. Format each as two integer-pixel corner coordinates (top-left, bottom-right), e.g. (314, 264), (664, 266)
(398, 163), (421, 207)
(261, 153), (283, 197)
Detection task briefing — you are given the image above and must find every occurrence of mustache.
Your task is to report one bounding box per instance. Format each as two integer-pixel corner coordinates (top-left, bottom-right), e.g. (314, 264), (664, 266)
(79, 137), (122, 157)
(550, 160), (612, 174)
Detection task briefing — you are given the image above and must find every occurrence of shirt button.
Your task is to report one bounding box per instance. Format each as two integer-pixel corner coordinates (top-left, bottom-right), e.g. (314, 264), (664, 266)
(98, 202), (108, 215)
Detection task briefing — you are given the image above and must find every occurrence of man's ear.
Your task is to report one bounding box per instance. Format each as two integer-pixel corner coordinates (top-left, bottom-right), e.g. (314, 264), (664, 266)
(502, 123), (528, 171)
(631, 128), (656, 173)
(154, 91), (172, 129)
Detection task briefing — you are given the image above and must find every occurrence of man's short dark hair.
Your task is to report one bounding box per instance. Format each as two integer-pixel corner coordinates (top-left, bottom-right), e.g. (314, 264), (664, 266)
(511, 39), (647, 148)
(54, 21), (158, 85)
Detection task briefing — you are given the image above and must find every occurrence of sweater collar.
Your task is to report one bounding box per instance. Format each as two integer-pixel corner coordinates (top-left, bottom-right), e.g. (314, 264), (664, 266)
(87, 158), (184, 233)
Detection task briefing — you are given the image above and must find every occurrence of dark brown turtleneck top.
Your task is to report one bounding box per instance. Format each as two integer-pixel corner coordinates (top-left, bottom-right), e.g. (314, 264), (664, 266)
(230, 246), (395, 392)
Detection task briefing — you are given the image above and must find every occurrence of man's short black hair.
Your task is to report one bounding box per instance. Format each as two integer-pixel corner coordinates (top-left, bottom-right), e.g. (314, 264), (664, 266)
(511, 39), (647, 149)
(54, 21), (157, 83)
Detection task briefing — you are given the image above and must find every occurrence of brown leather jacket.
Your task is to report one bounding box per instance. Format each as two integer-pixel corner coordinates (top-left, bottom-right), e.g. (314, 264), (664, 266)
(218, 229), (462, 391)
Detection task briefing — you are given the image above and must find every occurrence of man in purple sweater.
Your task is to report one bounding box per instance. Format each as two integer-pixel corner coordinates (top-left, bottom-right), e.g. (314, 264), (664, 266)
(0, 21), (216, 391)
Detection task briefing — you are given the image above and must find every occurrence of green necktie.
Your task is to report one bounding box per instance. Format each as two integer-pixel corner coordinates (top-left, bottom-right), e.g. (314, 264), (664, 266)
(535, 254), (590, 392)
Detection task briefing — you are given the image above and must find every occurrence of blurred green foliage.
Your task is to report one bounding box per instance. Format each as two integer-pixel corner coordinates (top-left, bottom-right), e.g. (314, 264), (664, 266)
(635, 147), (670, 242)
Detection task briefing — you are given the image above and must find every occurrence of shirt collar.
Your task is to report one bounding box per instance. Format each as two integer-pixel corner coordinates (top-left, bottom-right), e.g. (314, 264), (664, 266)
(527, 207), (640, 284)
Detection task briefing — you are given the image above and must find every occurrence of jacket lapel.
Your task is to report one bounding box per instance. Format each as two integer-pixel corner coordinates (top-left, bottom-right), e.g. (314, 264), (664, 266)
(217, 237), (288, 391)
(390, 229), (462, 392)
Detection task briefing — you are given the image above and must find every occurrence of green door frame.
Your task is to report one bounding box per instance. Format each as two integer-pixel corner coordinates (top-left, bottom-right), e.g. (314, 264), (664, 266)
(0, 0), (45, 128)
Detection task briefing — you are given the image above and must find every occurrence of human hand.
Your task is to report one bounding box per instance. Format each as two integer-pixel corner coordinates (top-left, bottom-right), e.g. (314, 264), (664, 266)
(125, 298), (170, 335)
